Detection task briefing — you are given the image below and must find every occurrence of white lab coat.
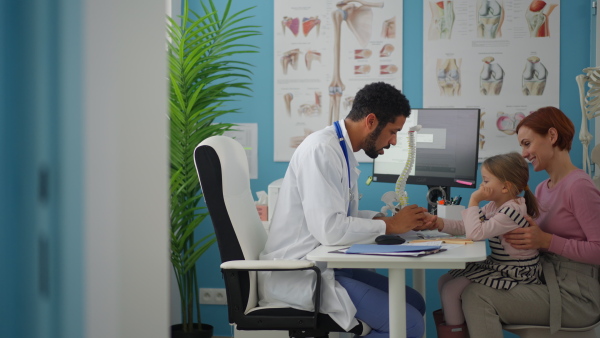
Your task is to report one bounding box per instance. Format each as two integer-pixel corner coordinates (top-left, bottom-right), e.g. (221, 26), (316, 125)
(258, 121), (386, 330)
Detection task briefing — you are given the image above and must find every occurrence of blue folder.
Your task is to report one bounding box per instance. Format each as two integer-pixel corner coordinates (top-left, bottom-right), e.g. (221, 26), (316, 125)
(346, 244), (441, 254)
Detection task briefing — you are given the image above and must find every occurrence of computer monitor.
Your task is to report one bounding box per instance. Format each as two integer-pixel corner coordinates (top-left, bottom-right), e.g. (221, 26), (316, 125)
(372, 108), (481, 211)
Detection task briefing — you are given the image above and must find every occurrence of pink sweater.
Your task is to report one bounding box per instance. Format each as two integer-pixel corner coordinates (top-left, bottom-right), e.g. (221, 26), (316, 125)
(536, 169), (600, 265)
(442, 197), (538, 259)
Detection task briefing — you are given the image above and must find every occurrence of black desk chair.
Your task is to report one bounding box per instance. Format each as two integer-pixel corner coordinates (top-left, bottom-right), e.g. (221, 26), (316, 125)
(193, 136), (363, 338)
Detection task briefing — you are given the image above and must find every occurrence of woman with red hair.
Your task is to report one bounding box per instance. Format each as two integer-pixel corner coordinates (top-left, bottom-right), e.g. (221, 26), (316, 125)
(461, 106), (600, 337)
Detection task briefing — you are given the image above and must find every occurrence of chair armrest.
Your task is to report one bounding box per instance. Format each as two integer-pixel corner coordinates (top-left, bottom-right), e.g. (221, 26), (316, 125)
(221, 259), (315, 270)
(221, 259), (324, 328)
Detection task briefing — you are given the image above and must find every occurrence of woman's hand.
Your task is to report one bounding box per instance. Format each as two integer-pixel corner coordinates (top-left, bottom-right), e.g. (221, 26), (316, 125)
(504, 215), (552, 250)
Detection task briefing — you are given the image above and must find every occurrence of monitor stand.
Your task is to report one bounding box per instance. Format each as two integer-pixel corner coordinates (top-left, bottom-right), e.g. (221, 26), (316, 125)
(426, 185), (451, 214)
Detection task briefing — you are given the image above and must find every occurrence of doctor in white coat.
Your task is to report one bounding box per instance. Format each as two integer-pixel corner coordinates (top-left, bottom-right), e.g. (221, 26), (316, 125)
(259, 82), (429, 338)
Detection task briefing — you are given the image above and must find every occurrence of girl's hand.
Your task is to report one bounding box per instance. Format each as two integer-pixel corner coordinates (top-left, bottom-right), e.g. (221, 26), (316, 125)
(473, 186), (494, 201)
(469, 186), (494, 206)
(503, 215), (552, 250)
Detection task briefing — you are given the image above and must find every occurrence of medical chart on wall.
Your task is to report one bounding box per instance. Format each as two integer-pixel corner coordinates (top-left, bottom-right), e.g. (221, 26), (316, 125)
(274, 0), (403, 162)
(423, 0), (560, 161)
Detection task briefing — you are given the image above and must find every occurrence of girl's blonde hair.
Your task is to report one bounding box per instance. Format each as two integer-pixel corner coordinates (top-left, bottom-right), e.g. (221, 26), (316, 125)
(482, 152), (540, 218)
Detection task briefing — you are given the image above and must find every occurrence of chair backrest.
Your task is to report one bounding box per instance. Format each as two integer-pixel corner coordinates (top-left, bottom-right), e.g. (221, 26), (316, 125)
(194, 136), (268, 311)
(194, 135), (268, 261)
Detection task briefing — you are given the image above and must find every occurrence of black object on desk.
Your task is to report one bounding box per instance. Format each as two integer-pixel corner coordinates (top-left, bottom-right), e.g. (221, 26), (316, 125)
(375, 234), (406, 245)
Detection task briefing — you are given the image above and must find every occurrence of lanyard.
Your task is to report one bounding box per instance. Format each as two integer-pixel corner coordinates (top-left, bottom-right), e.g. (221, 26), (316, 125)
(334, 121), (353, 216)
(333, 121), (351, 190)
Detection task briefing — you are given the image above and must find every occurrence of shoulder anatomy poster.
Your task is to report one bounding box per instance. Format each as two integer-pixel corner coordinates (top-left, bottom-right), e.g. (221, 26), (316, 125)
(274, 0), (403, 162)
(423, 0), (560, 161)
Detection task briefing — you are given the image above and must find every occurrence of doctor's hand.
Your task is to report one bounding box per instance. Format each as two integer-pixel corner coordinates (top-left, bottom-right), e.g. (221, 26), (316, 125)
(504, 215), (552, 250)
(414, 212), (443, 231)
(385, 204), (426, 234)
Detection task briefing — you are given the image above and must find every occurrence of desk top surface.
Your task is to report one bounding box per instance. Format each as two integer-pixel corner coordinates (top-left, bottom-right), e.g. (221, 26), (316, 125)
(306, 233), (488, 270)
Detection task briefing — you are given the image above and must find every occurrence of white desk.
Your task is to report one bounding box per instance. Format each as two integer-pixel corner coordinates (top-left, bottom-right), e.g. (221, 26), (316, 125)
(306, 237), (487, 338)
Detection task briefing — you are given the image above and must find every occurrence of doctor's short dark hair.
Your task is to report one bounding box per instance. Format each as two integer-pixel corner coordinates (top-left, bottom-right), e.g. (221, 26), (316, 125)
(346, 82), (411, 127)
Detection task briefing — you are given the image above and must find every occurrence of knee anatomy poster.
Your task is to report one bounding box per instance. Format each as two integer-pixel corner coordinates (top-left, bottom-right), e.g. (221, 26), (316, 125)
(423, 0), (560, 161)
(274, 0), (403, 162)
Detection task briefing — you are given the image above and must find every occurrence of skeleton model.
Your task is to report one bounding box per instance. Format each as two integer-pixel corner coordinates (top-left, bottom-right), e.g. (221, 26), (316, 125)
(329, 0), (383, 125)
(576, 66), (600, 176)
(381, 125), (421, 215)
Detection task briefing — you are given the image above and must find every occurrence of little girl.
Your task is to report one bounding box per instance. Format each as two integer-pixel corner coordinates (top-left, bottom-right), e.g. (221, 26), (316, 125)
(431, 152), (542, 337)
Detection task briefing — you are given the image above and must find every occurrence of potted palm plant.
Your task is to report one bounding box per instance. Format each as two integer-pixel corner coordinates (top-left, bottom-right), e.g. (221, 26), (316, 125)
(167, 0), (260, 336)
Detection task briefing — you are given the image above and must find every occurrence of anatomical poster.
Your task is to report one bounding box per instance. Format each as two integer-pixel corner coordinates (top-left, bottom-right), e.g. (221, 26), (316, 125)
(274, 0), (403, 162)
(422, 0), (560, 161)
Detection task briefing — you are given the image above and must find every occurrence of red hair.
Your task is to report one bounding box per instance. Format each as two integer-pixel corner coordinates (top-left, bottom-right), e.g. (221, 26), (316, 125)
(516, 106), (574, 151)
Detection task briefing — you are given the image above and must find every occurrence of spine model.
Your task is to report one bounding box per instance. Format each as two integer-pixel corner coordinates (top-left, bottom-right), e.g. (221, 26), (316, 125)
(395, 125), (421, 209)
(380, 125), (421, 215)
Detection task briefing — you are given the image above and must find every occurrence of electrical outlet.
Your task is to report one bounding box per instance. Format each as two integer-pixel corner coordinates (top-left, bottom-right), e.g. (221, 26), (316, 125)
(199, 288), (227, 305)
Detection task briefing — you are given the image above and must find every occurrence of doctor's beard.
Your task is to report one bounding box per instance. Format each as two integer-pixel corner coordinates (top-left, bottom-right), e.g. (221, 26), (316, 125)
(363, 127), (384, 159)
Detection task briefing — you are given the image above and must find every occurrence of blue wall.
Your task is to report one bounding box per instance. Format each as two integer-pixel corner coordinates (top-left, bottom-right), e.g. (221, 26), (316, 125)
(194, 1), (593, 336)
(0, 2), (31, 337)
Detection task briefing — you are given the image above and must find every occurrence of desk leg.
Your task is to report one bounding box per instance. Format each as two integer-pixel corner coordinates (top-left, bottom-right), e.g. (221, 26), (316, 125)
(413, 269), (426, 337)
(413, 269), (426, 297)
(389, 268), (406, 338)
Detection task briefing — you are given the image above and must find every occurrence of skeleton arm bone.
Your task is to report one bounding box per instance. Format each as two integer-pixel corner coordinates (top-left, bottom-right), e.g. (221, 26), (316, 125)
(328, 88), (342, 124)
(577, 74), (594, 175)
(329, 10), (345, 125)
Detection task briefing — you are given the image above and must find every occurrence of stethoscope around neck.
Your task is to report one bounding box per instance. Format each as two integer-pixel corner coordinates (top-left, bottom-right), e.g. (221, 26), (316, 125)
(334, 121), (354, 215)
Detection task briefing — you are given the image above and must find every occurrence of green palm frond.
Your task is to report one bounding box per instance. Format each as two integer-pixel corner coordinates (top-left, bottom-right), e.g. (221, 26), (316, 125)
(168, 0), (260, 332)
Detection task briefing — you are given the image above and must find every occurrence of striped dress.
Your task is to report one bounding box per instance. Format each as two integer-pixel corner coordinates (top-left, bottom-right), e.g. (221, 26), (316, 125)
(448, 200), (542, 290)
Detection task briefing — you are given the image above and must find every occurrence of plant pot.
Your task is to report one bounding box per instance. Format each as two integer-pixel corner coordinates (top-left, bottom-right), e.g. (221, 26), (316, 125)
(171, 323), (213, 338)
